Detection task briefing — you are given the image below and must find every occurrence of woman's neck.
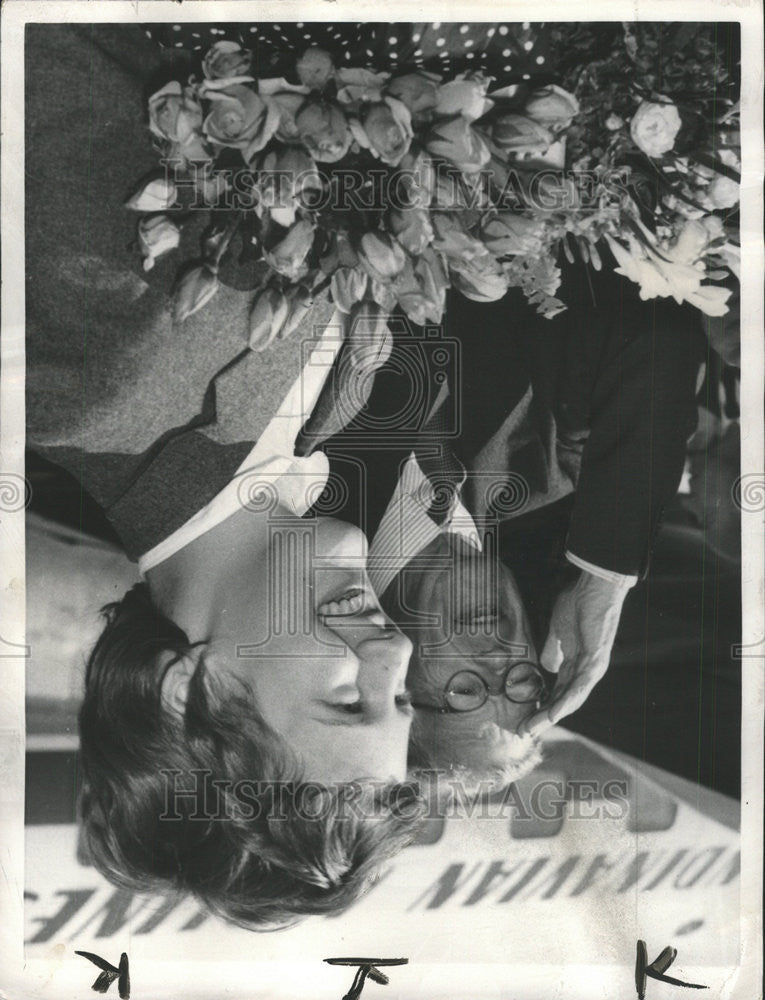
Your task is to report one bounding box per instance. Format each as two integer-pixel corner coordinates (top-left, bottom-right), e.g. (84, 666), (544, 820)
(145, 503), (275, 642)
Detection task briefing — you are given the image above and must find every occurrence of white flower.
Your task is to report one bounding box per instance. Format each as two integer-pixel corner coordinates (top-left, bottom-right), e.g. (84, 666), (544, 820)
(630, 100), (682, 158)
(138, 215), (180, 271)
(605, 233), (732, 316)
(434, 74), (494, 122)
(125, 176), (177, 212)
(705, 175), (739, 210)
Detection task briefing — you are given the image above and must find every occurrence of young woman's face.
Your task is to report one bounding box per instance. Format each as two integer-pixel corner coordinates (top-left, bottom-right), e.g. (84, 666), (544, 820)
(208, 515), (414, 783)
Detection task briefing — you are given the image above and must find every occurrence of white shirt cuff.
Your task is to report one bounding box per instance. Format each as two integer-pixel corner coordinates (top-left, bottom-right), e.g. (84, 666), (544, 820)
(565, 550), (638, 588)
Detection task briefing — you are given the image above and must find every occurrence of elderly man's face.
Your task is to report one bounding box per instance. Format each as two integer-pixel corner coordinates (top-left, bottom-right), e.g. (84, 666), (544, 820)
(402, 539), (543, 777)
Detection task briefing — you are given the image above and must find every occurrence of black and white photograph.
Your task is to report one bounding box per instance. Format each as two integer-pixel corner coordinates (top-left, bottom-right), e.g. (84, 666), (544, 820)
(1, 3), (762, 998)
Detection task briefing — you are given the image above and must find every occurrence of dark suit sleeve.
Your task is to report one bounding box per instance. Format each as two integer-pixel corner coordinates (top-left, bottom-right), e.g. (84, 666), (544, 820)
(564, 274), (705, 578)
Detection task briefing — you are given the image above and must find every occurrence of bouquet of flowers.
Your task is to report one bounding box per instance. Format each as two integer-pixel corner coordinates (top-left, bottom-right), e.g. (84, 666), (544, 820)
(126, 26), (739, 351)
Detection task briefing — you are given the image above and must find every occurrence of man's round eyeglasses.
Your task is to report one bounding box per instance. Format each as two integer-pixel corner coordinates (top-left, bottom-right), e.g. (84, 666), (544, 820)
(412, 661), (548, 714)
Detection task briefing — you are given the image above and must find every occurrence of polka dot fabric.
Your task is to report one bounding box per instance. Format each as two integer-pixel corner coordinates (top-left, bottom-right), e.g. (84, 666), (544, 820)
(142, 21), (553, 87)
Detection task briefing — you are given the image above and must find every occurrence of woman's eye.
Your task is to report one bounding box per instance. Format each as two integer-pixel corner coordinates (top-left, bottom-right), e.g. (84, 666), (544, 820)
(334, 701), (363, 714)
(395, 692), (413, 708)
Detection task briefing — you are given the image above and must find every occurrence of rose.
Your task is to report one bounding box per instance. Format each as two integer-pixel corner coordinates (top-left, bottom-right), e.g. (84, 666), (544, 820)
(669, 217), (725, 264)
(705, 175), (739, 210)
(263, 219), (316, 281)
(425, 115), (491, 173)
(450, 254), (509, 302)
(260, 146), (322, 227)
(201, 84), (281, 161)
(630, 100), (682, 158)
(434, 74), (494, 123)
(360, 98), (413, 166)
(491, 113), (554, 157)
(173, 265), (219, 323)
(480, 213), (545, 256)
(296, 46), (336, 90)
(124, 176), (177, 212)
(331, 266), (369, 313)
(202, 40), (252, 81)
(149, 82), (205, 145)
(138, 215), (181, 271)
(431, 212), (488, 260)
(524, 85), (579, 130)
(386, 73), (440, 122)
(388, 207), (434, 255)
(295, 100), (353, 163)
(356, 231), (407, 284)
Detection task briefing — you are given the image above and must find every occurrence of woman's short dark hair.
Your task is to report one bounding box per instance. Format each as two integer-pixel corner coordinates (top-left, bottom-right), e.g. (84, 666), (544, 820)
(78, 584), (424, 930)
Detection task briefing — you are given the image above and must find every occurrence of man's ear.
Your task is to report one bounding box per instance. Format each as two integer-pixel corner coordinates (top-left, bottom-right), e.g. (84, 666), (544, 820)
(160, 655), (199, 718)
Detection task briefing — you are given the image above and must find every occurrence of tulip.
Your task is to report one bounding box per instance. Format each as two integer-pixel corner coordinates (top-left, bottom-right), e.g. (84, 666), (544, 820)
(347, 301), (394, 370)
(173, 265), (219, 323)
(425, 114), (491, 173)
(431, 213), (487, 260)
(335, 66), (391, 105)
(330, 266), (369, 313)
(125, 176), (177, 212)
(388, 207), (434, 255)
(356, 231), (407, 284)
(270, 91), (309, 143)
(434, 74), (494, 122)
(260, 146), (322, 228)
(163, 135), (214, 173)
(480, 213), (544, 256)
(491, 113), (554, 158)
(430, 170), (477, 211)
(249, 287), (291, 350)
(450, 255), (509, 302)
(386, 73), (440, 121)
(263, 219), (316, 281)
(396, 148), (436, 209)
(138, 214), (181, 271)
(370, 279), (399, 311)
(279, 285), (315, 342)
(524, 85), (579, 130)
(394, 250), (448, 325)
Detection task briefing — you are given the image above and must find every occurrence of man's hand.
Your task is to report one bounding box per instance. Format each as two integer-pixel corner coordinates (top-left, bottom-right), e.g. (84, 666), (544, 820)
(521, 570), (630, 735)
